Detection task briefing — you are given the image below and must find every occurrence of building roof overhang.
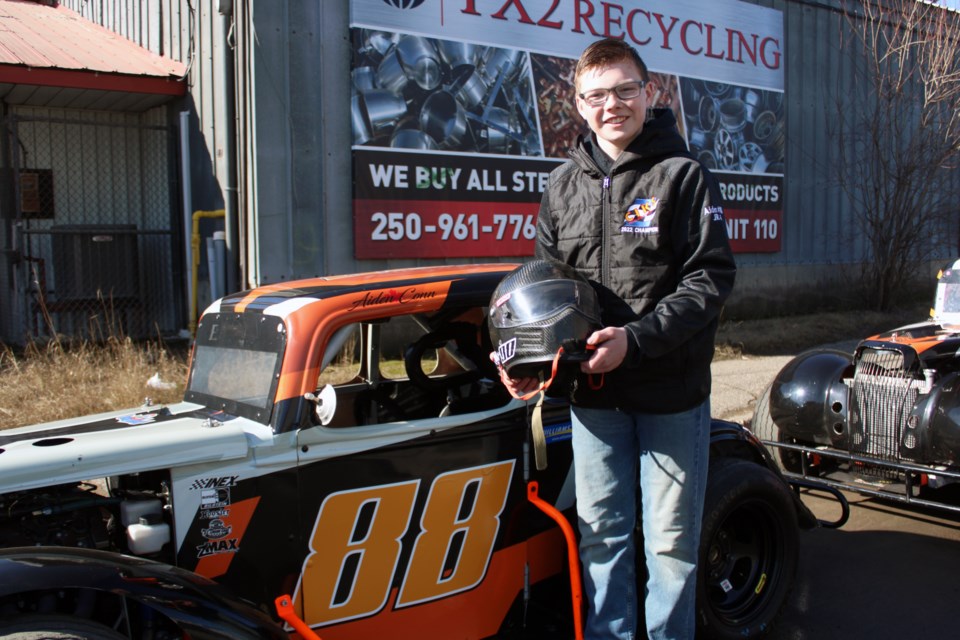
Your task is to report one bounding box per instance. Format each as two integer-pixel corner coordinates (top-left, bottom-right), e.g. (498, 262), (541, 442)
(0, 0), (187, 112)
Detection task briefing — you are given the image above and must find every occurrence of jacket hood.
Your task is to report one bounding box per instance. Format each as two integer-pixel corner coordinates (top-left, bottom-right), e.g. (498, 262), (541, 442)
(569, 108), (688, 176)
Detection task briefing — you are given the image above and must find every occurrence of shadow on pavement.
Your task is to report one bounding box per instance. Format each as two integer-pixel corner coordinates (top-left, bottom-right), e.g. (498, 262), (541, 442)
(770, 490), (960, 639)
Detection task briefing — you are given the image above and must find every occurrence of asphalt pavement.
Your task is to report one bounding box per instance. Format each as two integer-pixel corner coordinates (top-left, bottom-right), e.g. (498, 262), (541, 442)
(709, 351), (960, 640)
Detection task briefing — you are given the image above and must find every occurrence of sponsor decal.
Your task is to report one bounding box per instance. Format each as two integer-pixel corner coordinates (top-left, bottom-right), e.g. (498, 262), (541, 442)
(543, 421), (573, 444)
(201, 507), (229, 519)
(194, 497), (260, 579)
(197, 537), (240, 557)
(189, 475), (240, 491)
(115, 412), (158, 426)
(497, 337), (517, 364)
(200, 487), (231, 510)
(201, 518), (233, 540)
(621, 197), (659, 234)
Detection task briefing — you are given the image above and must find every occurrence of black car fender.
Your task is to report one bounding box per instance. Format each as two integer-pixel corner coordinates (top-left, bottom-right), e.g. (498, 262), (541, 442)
(769, 349), (853, 446)
(709, 419), (819, 529)
(927, 370), (960, 464)
(0, 546), (287, 640)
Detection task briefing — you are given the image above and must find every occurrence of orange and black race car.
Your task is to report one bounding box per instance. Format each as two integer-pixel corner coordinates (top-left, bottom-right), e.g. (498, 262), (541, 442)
(753, 258), (960, 519)
(0, 264), (813, 640)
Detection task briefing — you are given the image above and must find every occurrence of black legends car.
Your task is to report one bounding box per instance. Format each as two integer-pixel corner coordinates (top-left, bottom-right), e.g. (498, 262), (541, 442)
(752, 258), (960, 517)
(0, 264), (813, 640)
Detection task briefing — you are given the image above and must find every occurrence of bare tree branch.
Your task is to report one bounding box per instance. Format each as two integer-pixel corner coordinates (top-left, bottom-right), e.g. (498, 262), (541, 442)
(832, 0), (960, 309)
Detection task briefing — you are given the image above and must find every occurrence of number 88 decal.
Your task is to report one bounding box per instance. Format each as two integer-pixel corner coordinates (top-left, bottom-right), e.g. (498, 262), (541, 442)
(295, 460), (515, 627)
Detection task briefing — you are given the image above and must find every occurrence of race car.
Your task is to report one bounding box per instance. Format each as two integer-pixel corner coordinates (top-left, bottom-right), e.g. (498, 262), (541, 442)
(751, 258), (960, 516)
(0, 263), (813, 640)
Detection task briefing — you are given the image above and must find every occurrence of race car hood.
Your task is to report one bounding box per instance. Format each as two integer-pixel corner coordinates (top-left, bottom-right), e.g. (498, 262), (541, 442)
(0, 403), (266, 493)
(865, 320), (960, 364)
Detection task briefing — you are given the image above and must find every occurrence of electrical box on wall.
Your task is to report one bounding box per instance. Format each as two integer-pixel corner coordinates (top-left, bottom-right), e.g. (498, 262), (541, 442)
(19, 169), (54, 219)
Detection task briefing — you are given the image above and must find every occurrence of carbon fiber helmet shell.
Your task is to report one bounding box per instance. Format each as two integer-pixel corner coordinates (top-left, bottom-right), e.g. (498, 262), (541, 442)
(489, 259), (602, 379)
(769, 349), (853, 446)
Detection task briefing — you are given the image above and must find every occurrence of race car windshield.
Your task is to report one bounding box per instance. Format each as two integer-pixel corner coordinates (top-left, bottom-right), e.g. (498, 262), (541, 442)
(491, 279), (598, 328)
(185, 313), (286, 423)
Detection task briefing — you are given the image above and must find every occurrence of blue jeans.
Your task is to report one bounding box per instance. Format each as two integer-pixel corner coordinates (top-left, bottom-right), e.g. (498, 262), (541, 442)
(571, 401), (710, 640)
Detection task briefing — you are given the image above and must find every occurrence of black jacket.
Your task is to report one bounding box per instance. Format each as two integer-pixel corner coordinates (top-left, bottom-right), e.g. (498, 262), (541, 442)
(536, 109), (736, 413)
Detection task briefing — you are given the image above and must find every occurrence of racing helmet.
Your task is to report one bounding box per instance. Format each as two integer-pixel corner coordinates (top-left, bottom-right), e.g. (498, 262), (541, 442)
(933, 258), (960, 331)
(489, 259), (602, 379)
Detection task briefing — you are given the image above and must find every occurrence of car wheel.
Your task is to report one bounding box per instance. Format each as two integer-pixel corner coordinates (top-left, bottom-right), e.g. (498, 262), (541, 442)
(752, 383), (804, 474)
(0, 614), (127, 640)
(696, 457), (799, 640)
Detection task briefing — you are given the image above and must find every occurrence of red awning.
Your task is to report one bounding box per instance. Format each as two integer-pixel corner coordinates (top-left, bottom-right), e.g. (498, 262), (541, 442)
(0, 0), (187, 110)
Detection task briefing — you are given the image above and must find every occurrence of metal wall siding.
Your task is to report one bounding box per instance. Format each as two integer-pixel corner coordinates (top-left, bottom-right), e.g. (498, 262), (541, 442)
(287, 2), (325, 280)
(249, 0), (293, 284)
(60, 0), (228, 207)
(319, 1), (353, 277)
(58, 0), (960, 290)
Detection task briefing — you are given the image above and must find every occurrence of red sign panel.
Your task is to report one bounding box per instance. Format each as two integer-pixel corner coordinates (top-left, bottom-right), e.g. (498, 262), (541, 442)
(724, 209), (781, 253)
(354, 199), (538, 259)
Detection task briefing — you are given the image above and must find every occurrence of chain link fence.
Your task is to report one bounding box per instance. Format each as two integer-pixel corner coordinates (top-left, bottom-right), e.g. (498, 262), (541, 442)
(3, 106), (183, 344)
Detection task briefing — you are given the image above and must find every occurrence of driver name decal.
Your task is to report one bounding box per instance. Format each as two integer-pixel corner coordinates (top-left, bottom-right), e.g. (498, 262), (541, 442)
(349, 287), (438, 311)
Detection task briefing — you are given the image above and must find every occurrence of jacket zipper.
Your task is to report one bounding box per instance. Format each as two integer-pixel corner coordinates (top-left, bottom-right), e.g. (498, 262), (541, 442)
(601, 175), (611, 287)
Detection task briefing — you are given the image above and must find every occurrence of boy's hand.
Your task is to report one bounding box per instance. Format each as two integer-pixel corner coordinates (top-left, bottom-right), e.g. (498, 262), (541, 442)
(491, 352), (541, 399)
(581, 327), (627, 374)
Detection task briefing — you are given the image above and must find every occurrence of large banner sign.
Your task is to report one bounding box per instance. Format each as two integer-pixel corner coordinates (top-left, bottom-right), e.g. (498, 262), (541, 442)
(350, 0), (785, 257)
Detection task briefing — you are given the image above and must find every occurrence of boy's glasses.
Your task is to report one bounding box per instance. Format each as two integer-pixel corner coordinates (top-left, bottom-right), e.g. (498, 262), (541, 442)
(578, 80), (646, 107)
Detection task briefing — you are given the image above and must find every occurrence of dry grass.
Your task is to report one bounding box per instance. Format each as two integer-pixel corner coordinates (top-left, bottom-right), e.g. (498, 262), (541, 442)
(715, 303), (927, 359)
(0, 336), (188, 431)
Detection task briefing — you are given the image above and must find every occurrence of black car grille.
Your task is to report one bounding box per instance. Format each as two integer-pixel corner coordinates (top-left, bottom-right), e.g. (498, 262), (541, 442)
(848, 348), (920, 475)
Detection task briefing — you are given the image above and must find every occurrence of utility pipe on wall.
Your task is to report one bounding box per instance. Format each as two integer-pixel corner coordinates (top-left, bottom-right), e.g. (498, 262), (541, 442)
(190, 209), (225, 335)
(219, 0), (239, 295)
(179, 110), (193, 335)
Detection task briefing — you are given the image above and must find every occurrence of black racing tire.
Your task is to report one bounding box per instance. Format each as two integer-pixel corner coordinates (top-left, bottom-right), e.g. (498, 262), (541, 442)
(0, 614), (127, 640)
(696, 457), (799, 639)
(751, 383), (804, 474)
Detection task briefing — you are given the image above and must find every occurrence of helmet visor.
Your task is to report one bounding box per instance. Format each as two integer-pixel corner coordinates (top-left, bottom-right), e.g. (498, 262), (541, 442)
(491, 278), (599, 328)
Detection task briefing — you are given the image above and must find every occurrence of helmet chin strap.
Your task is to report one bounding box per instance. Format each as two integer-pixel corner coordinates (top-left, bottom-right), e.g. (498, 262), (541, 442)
(516, 343), (603, 402)
(518, 344), (604, 471)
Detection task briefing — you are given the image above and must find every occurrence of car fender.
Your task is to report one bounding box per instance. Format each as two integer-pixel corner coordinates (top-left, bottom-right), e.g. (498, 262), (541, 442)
(709, 419), (818, 529)
(769, 349), (853, 445)
(927, 371), (960, 464)
(0, 546), (287, 640)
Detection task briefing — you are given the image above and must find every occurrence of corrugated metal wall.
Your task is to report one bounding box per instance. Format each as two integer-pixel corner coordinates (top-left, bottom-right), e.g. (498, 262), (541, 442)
(61, 0), (237, 296)
(738, 0), (959, 312)
(64, 0), (960, 313)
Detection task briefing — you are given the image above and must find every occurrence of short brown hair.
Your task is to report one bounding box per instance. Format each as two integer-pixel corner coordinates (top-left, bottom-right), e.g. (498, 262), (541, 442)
(574, 38), (648, 90)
